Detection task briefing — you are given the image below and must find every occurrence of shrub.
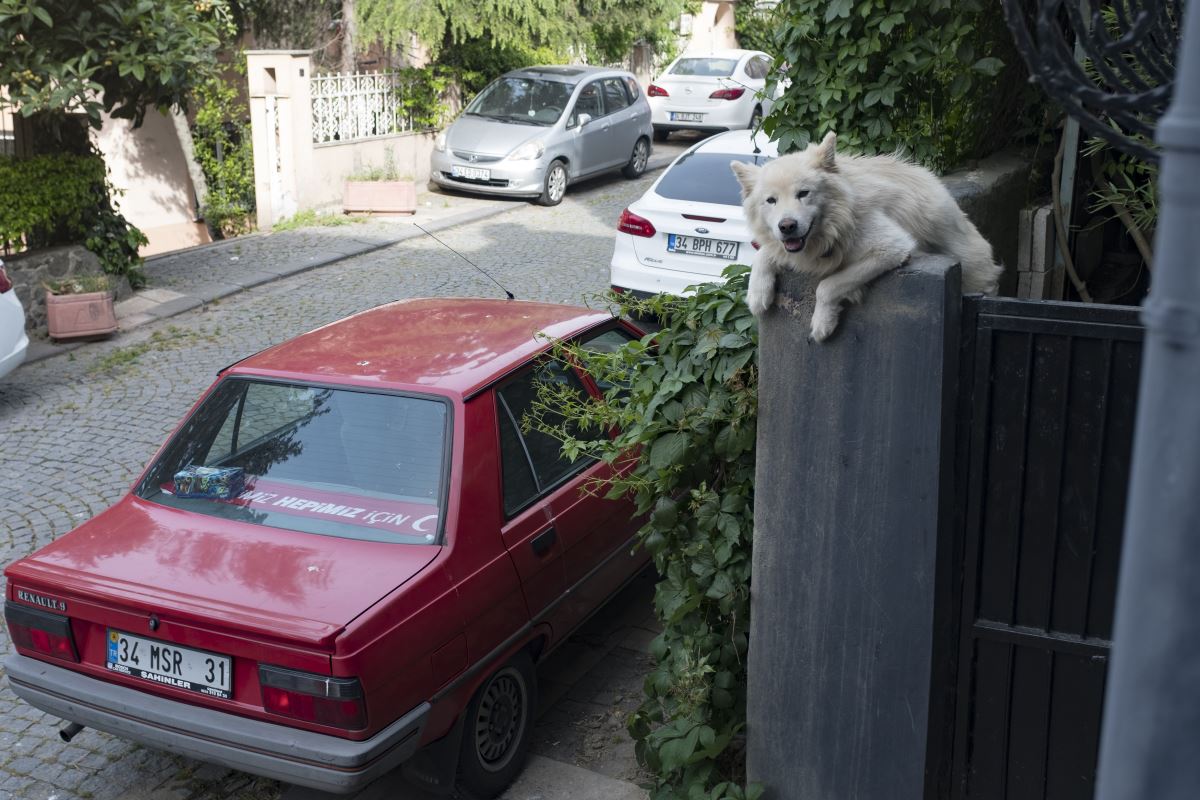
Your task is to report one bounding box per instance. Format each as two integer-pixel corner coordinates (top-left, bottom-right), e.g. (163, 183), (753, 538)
(766, 0), (1044, 172)
(192, 63), (256, 239)
(530, 267), (759, 800)
(0, 153), (147, 286)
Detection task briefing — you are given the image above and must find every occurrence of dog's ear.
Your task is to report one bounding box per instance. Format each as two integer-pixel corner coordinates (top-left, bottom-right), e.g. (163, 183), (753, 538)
(813, 131), (838, 172)
(730, 161), (759, 198)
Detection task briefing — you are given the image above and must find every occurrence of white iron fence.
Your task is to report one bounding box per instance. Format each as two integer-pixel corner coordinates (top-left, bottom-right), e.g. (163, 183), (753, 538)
(311, 71), (413, 145)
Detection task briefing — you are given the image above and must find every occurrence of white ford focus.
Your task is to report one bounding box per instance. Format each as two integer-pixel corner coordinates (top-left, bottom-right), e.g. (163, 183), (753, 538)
(609, 129), (778, 299)
(648, 50), (780, 141)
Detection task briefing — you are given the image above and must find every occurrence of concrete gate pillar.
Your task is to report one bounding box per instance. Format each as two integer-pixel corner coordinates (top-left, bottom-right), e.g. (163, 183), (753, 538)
(747, 256), (962, 799)
(246, 51), (315, 230)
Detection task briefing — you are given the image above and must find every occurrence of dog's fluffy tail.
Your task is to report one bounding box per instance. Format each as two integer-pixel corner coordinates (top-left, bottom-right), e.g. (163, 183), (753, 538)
(948, 218), (1003, 295)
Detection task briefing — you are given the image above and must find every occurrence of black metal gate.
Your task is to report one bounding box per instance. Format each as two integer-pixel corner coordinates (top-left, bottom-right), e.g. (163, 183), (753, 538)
(942, 296), (1144, 800)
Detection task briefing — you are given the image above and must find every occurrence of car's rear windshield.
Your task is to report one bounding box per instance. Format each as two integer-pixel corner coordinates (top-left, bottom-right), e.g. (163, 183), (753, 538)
(136, 379), (449, 544)
(465, 77), (574, 125)
(655, 151), (774, 207)
(669, 58), (739, 77)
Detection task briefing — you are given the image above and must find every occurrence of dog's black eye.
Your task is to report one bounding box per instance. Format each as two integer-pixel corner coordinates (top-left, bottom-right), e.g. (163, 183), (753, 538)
(796, 190), (810, 199)
(766, 197), (776, 205)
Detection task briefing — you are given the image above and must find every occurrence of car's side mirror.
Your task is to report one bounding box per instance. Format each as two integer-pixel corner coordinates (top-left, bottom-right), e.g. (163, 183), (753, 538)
(576, 113), (593, 128)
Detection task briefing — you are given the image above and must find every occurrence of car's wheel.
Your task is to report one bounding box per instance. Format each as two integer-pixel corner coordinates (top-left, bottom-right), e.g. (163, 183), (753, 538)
(622, 138), (650, 179)
(539, 160), (568, 206)
(457, 651), (537, 798)
(653, 127), (669, 143)
(749, 105), (763, 130)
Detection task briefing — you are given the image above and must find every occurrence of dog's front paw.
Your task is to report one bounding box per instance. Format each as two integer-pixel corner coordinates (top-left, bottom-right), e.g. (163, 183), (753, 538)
(746, 280), (774, 316)
(809, 302), (841, 342)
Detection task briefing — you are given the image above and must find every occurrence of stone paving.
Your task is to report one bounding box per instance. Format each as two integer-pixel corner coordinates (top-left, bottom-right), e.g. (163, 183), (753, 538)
(0, 148), (690, 800)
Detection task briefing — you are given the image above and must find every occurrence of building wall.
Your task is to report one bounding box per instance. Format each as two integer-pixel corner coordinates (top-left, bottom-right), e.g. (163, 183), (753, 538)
(682, 1), (739, 54)
(92, 110), (211, 256)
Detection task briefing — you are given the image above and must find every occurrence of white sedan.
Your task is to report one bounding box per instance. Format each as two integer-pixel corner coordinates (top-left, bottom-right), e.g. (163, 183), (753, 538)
(648, 50), (779, 141)
(0, 258), (29, 379)
(609, 129), (778, 299)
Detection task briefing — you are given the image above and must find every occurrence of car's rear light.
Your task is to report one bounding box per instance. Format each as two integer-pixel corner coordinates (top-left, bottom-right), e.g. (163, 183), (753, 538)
(611, 285), (626, 294)
(617, 208), (657, 238)
(709, 87), (746, 100)
(752, 241), (761, 250)
(648, 84), (669, 97)
(0, 263), (13, 294)
(259, 664), (367, 730)
(5, 601), (79, 662)
(682, 214), (726, 222)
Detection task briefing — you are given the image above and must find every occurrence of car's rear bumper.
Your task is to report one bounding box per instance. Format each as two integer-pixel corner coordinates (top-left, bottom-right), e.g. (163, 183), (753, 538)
(5, 654), (430, 794)
(0, 290), (28, 379)
(610, 255), (726, 297)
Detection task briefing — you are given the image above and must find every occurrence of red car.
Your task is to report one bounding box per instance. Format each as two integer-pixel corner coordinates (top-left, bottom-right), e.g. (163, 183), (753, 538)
(4, 299), (648, 796)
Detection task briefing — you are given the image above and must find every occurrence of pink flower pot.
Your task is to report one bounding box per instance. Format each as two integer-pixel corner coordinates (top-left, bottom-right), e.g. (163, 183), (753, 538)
(45, 290), (118, 340)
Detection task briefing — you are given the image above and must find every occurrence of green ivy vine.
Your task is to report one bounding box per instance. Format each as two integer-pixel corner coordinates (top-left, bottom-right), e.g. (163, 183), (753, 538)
(765, 0), (1044, 172)
(531, 266), (759, 800)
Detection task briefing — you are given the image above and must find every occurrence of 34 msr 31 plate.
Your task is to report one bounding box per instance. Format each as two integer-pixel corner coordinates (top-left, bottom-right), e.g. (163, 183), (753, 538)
(106, 629), (232, 699)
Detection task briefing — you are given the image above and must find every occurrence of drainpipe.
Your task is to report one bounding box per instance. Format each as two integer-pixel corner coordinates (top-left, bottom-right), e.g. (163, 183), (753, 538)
(1095, 3), (1200, 798)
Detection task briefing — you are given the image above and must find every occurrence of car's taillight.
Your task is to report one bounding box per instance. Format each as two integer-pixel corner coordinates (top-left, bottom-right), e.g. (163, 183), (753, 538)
(709, 87), (746, 100)
(618, 208), (657, 238)
(752, 241), (761, 250)
(259, 664), (367, 730)
(648, 84), (669, 97)
(5, 601), (79, 662)
(0, 264), (13, 294)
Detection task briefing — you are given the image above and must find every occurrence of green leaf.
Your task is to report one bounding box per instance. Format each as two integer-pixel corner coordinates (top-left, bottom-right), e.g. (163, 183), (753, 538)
(31, 5), (52, 26)
(650, 431), (688, 470)
(972, 57), (1004, 77)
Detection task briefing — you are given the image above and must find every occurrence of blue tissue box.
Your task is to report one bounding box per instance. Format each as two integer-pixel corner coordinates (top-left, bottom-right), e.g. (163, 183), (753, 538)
(173, 465), (245, 499)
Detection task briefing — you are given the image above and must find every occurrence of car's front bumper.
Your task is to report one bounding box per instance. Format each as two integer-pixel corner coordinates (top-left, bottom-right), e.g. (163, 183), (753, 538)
(5, 654), (430, 794)
(429, 150), (547, 198)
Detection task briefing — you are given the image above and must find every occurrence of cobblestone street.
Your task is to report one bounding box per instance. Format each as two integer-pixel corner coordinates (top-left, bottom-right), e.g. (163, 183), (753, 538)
(0, 165), (670, 800)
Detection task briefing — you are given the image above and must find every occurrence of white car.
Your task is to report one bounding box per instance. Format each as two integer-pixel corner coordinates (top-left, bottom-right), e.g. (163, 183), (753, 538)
(610, 129), (778, 298)
(0, 258), (28, 379)
(648, 50), (779, 141)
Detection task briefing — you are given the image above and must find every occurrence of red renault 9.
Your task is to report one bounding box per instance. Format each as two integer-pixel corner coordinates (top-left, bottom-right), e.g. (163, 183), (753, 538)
(4, 299), (648, 796)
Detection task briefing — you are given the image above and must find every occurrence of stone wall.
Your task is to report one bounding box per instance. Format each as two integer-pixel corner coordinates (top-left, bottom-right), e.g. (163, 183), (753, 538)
(4, 246), (131, 338)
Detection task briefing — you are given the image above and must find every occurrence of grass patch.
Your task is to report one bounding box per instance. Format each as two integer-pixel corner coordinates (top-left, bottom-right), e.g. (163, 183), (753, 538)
(88, 326), (216, 375)
(272, 209), (365, 232)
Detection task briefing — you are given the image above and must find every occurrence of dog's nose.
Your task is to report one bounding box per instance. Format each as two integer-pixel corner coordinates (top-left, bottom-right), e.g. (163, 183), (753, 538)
(778, 218), (798, 235)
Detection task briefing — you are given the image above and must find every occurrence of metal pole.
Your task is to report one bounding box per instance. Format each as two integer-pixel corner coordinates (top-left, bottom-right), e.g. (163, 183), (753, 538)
(1095, 3), (1200, 798)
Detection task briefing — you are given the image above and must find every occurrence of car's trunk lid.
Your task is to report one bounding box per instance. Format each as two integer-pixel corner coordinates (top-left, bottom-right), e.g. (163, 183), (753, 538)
(629, 196), (750, 278)
(6, 496), (440, 648)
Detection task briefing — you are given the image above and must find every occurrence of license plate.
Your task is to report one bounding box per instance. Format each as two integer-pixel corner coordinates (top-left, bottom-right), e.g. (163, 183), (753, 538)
(670, 112), (704, 122)
(451, 165), (491, 181)
(106, 629), (232, 699)
(667, 234), (740, 260)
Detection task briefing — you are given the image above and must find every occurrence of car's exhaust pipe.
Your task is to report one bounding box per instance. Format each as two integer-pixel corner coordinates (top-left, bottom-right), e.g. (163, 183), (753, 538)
(59, 722), (85, 742)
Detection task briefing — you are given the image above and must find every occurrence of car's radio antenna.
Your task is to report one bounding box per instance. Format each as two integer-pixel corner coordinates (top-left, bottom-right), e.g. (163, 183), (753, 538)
(415, 224), (515, 300)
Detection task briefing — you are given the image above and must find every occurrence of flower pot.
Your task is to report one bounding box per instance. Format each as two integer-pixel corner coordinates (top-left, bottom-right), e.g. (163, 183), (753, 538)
(343, 180), (418, 214)
(45, 289), (118, 340)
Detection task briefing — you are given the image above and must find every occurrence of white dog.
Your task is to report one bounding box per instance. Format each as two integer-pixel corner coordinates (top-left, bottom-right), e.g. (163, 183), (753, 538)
(731, 132), (1002, 341)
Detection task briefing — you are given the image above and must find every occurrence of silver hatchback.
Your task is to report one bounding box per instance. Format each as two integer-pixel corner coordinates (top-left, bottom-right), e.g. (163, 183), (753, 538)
(430, 65), (654, 206)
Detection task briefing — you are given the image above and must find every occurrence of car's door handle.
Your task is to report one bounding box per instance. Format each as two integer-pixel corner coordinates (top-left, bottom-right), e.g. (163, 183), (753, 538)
(531, 526), (557, 556)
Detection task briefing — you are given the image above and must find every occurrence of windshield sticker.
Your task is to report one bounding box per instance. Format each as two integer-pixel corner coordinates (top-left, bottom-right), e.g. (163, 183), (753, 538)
(164, 477), (439, 537)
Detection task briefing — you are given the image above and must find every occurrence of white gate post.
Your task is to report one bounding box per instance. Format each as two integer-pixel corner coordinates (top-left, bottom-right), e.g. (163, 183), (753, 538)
(247, 51), (314, 230)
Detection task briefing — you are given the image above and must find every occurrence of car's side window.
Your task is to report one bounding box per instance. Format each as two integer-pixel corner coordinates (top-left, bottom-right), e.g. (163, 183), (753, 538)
(570, 81), (604, 126)
(580, 327), (638, 397)
(602, 78), (630, 113)
(496, 361), (595, 516)
(622, 76), (641, 102)
(744, 58), (763, 80)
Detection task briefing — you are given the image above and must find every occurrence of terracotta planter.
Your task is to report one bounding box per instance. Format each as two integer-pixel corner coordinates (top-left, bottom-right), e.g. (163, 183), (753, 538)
(45, 290), (118, 340)
(342, 180), (418, 214)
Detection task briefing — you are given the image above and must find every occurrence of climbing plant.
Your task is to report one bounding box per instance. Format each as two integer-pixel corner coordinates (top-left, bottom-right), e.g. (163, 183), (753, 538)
(530, 267), (759, 800)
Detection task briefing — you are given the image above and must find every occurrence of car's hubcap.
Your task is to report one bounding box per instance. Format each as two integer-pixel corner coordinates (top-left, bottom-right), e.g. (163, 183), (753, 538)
(475, 668), (526, 770)
(548, 167), (566, 202)
(634, 141), (648, 172)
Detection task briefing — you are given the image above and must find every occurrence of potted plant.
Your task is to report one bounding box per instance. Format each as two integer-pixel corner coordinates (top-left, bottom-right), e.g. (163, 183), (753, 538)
(44, 274), (118, 340)
(342, 151), (417, 215)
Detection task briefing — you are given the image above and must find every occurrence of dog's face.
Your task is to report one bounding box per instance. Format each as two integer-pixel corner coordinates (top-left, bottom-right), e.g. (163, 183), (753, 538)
(731, 131), (839, 255)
